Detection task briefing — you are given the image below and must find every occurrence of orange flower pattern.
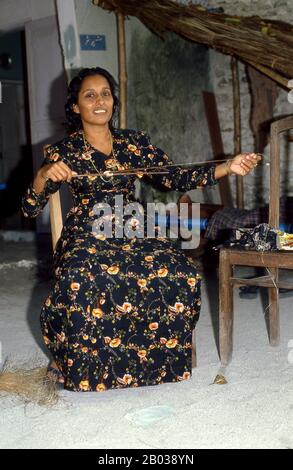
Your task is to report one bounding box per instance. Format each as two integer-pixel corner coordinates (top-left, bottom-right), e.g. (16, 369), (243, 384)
(21, 129), (217, 392)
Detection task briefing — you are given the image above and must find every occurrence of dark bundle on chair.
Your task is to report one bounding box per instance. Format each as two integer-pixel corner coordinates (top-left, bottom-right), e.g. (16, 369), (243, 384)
(229, 223), (279, 252)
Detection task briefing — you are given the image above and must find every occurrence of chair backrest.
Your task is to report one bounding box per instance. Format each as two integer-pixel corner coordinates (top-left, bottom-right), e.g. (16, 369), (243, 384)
(269, 115), (293, 228)
(49, 190), (63, 251)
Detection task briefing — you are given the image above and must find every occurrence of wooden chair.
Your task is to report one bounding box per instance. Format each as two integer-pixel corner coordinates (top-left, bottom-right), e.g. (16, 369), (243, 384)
(49, 191), (63, 251)
(219, 115), (293, 365)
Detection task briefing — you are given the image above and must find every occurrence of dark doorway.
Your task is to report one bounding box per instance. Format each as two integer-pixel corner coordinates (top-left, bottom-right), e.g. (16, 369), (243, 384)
(0, 29), (34, 231)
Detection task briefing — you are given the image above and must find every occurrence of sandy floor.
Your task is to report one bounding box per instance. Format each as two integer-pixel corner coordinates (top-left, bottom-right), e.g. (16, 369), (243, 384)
(0, 237), (292, 449)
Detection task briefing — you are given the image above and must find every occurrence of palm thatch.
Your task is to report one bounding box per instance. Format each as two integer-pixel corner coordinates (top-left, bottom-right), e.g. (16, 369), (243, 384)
(93, 0), (293, 88)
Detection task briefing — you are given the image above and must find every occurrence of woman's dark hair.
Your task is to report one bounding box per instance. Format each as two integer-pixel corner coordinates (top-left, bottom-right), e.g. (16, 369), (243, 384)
(65, 67), (119, 133)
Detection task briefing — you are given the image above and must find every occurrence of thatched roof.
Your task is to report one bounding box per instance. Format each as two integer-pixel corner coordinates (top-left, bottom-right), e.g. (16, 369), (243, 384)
(93, 0), (293, 88)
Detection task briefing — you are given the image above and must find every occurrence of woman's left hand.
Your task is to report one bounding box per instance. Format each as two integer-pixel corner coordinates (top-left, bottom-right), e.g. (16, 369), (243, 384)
(229, 153), (261, 176)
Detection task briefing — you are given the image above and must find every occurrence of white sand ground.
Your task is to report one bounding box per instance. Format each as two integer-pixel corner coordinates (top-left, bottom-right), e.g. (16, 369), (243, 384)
(0, 238), (292, 449)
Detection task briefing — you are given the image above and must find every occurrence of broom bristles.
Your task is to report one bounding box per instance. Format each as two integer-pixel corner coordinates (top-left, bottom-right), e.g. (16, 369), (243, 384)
(0, 359), (60, 406)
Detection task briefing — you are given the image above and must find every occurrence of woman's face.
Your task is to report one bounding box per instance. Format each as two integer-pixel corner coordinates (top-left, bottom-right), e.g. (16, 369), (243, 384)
(73, 74), (114, 128)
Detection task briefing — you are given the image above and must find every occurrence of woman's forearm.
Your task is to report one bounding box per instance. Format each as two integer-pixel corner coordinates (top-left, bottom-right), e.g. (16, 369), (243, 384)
(214, 161), (230, 180)
(32, 170), (46, 194)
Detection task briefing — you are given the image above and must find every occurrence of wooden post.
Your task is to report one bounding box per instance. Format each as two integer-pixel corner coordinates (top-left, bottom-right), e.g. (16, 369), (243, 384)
(231, 57), (244, 209)
(202, 91), (233, 207)
(116, 12), (127, 129)
(268, 120), (281, 346)
(268, 268), (280, 346)
(269, 121), (280, 228)
(219, 249), (234, 365)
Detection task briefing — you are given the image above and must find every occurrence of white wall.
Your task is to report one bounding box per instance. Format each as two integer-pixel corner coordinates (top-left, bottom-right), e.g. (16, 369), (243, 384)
(0, 0), (56, 32)
(73, 1), (144, 83)
(74, 0), (118, 80)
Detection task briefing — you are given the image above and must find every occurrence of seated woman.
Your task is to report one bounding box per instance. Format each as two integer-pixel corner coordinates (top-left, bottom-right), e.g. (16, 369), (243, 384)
(21, 67), (260, 392)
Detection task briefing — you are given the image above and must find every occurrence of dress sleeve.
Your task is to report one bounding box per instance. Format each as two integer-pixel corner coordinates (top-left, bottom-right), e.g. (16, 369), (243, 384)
(21, 144), (63, 218)
(135, 131), (218, 192)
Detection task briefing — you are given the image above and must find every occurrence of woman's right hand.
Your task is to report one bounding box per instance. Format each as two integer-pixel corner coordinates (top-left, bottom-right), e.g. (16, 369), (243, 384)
(38, 161), (78, 183)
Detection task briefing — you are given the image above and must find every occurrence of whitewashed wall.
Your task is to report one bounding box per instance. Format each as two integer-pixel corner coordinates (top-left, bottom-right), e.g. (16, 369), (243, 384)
(0, 0), (56, 32)
(74, 0), (118, 79)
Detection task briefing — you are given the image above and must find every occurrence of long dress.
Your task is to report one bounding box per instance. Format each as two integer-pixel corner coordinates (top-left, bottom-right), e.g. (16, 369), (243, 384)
(21, 128), (217, 392)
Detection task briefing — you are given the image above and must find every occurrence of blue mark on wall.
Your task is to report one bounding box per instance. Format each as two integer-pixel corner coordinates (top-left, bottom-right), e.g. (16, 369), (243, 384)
(80, 35), (106, 51)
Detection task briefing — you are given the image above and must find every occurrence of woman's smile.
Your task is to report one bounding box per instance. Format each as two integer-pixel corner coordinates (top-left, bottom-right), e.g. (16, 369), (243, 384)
(93, 108), (108, 117)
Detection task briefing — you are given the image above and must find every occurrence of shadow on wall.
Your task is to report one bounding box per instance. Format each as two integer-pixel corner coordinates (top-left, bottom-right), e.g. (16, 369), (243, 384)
(128, 29), (212, 161)
(128, 28), (219, 205)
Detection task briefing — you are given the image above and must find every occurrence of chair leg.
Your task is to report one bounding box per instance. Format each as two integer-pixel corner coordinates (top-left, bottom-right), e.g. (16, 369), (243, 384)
(268, 268), (280, 346)
(219, 250), (234, 365)
(192, 329), (196, 369)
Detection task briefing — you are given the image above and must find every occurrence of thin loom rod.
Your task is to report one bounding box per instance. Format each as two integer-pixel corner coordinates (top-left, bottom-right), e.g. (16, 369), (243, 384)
(73, 156), (268, 178)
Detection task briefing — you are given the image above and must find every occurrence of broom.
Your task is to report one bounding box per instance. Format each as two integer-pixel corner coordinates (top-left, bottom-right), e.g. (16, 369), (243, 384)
(0, 358), (60, 406)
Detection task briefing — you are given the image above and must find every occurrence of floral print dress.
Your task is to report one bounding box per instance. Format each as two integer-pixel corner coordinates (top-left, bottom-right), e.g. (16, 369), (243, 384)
(21, 129), (217, 392)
